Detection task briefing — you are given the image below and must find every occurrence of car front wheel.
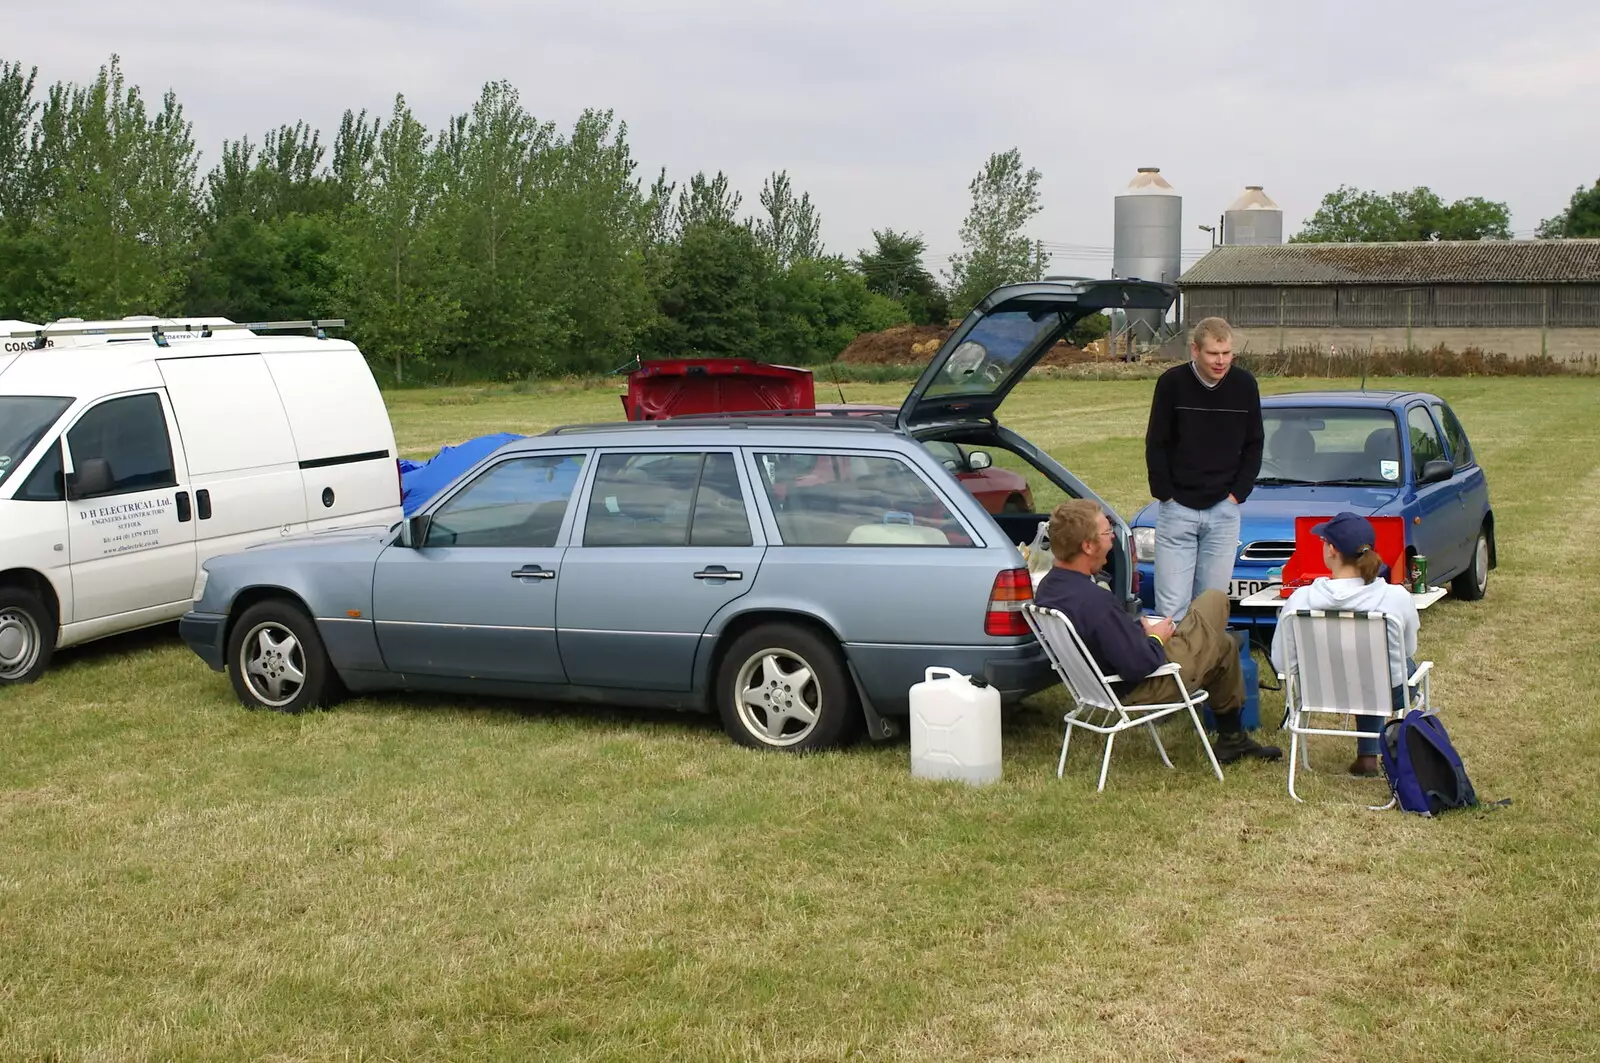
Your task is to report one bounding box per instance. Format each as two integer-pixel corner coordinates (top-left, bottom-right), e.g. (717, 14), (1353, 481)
(716, 623), (861, 751)
(227, 600), (340, 713)
(1451, 525), (1491, 601)
(0, 587), (54, 685)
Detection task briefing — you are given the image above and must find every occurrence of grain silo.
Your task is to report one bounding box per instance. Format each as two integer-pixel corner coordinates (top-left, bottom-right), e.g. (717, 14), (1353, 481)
(1222, 185), (1284, 245)
(1112, 167), (1182, 340)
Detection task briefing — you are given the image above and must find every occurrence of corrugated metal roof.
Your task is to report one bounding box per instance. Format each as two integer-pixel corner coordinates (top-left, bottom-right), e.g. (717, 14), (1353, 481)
(1179, 240), (1600, 286)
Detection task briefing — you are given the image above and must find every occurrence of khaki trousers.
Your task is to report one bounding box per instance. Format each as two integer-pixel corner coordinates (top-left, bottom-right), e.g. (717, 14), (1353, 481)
(1122, 588), (1243, 715)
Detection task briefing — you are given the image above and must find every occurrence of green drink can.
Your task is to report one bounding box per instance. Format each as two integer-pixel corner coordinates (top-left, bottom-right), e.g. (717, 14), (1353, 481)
(1412, 555), (1428, 593)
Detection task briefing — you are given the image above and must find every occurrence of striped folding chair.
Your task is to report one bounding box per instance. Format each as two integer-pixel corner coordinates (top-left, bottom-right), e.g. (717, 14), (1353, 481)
(1279, 609), (1434, 807)
(1023, 603), (1225, 792)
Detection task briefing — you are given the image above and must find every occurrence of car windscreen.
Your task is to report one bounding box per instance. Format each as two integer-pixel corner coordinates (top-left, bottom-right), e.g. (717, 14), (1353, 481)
(923, 309), (1063, 401)
(1260, 408), (1403, 486)
(0, 396), (72, 489)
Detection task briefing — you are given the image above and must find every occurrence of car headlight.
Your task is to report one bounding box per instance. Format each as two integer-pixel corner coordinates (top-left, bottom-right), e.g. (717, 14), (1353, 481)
(192, 567), (210, 604)
(1132, 527), (1156, 562)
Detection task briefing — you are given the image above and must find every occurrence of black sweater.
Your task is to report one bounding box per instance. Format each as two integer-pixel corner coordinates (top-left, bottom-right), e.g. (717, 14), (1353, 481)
(1145, 363), (1264, 509)
(1034, 568), (1165, 695)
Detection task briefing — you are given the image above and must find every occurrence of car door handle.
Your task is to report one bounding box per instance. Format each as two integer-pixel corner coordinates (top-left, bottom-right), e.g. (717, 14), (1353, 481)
(510, 566), (556, 581)
(175, 491), (192, 522)
(196, 488), (212, 520)
(693, 567), (743, 581)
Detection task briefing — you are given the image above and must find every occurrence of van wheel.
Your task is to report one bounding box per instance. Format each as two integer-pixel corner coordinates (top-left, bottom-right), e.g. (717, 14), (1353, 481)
(0, 587), (55, 685)
(716, 623), (860, 751)
(227, 600), (338, 713)
(1451, 525), (1491, 601)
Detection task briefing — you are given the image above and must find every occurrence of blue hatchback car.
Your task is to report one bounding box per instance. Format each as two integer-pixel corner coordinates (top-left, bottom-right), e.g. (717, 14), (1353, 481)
(1130, 389), (1494, 632)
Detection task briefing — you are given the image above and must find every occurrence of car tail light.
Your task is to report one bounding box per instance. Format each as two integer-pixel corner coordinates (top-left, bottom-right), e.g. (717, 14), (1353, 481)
(985, 567), (1033, 637)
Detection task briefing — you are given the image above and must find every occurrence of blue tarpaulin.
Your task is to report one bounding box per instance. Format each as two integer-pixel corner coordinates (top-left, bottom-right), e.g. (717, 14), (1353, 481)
(398, 432), (526, 516)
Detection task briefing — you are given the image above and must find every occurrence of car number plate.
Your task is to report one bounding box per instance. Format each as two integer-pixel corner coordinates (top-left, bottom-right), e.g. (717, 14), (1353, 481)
(1228, 578), (1274, 601)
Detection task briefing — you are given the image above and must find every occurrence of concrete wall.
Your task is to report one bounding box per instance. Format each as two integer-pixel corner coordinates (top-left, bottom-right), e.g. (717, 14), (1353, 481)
(1228, 327), (1600, 364)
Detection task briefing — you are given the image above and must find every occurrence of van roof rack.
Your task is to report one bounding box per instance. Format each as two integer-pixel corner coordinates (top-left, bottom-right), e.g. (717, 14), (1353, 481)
(4, 318), (345, 349)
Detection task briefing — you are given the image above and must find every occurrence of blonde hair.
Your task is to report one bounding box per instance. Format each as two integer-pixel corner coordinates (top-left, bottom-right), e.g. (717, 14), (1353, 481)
(1048, 499), (1103, 562)
(1190, 316), (1233, 350)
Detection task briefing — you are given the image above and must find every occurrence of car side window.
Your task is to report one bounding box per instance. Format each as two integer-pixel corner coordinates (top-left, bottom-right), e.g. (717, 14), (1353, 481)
(689, 453), (754, 547)
(583, 451), (743, 548)
(65, 393), (176, 498)
(1406, 406), (1447, 472)
(755, 451), (964, 546)
(1433, 403), (1474, 469)
(15, 439), (65, 502)
(424, 454), (586, 548)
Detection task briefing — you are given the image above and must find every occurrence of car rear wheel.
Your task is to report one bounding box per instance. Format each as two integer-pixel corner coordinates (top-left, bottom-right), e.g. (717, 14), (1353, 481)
(227, 600), (339, 713)
(1451, 525), (1490, 601)
(0, 587), (54, 685)
(717, 623), (861, 750)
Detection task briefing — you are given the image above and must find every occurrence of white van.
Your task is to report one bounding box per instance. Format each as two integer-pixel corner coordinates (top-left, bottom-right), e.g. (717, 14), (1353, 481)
(0, 317), (402, 684)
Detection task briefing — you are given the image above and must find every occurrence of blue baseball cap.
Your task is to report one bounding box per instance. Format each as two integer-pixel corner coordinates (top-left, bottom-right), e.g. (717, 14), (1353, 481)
(1311, 511), (1376, 557)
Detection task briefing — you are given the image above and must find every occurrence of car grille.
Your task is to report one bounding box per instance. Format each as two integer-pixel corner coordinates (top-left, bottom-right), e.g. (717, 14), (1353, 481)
(1240, 540), (1296, 562)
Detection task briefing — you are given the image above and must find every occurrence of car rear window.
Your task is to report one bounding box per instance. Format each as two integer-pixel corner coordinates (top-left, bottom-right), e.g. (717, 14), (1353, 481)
(754, 451), (966, 546)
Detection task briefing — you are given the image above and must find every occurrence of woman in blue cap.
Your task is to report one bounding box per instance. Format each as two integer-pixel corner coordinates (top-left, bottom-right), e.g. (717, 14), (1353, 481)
(1269, 511), (1420, 777)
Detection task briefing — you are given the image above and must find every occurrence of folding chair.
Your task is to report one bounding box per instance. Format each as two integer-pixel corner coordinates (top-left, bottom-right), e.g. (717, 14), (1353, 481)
(1278, 609), (1434, 808)
(1022, 603), (1225, 791)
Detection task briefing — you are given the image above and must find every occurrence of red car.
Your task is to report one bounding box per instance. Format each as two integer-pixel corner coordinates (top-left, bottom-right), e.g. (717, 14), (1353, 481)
(620, 359), (1034, 516)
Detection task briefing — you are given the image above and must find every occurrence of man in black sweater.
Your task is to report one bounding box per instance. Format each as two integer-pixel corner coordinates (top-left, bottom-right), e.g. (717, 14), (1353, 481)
(1034, 499), (1281, 763)
(1145, 316), (1264, 621)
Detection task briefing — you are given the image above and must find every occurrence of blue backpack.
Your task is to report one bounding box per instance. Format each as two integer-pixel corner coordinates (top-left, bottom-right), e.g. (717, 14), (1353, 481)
(1379, 711), (1478, 816)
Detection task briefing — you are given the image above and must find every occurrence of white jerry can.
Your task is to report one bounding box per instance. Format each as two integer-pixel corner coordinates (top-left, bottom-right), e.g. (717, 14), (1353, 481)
(908, 667), (1002, 786)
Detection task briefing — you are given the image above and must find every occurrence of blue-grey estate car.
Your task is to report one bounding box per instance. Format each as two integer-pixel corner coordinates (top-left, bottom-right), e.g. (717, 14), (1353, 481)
(180, 278), (1176, 749)
(1130, 388), (1493, 634)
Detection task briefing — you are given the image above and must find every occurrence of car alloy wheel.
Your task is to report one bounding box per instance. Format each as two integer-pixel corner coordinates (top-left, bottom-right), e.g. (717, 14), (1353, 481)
(716, 622), (860, 751)
(238, 620), (308, 708)
(733, 646), (823, 748)
(0, 605), (43, 681)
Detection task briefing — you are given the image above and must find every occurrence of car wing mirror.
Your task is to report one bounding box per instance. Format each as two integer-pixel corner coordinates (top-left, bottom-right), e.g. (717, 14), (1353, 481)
(966, 450), (993, 471)
(66, 457), (113, 499)
(1418, 458), (1453, 485)
(399, 513), (432, 548)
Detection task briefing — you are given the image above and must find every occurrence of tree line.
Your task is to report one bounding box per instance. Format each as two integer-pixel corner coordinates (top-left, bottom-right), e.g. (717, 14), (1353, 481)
(0, 56), (1066, 383)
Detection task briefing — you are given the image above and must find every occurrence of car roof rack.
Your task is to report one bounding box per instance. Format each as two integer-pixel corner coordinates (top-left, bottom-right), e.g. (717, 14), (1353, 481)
(4, 318), (345, 349)
(541, 415), (899, 436)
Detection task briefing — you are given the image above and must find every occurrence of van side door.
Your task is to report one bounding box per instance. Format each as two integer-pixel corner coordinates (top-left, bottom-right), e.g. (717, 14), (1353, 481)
(62, 391), (198, 628)
(157, 353), (309, 559)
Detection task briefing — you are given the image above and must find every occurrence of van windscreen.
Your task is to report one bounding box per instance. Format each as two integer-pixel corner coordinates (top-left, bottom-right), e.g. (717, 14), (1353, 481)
(0, 396), (72, 489)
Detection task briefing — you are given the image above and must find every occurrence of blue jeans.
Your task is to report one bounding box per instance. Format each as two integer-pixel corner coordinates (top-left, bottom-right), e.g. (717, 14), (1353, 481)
(1357, 656), (1418, 755)
(1154, 498), (1240, 621)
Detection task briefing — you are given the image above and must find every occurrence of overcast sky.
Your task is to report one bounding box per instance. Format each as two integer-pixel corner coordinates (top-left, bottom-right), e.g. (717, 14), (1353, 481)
(9, 0), (1599, 280)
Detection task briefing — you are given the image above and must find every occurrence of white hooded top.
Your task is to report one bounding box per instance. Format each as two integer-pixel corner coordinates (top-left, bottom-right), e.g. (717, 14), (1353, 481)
(1270, 576), (1420, 687)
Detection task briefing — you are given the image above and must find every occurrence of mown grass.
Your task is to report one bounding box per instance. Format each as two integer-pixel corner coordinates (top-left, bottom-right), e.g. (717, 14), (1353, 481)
(3, 377), (1598, 1062)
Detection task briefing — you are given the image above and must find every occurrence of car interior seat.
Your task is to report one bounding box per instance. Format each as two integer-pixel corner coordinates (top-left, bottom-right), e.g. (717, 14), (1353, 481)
(1363, 426), (1399, 477)
(1269, 424), (1316, 472)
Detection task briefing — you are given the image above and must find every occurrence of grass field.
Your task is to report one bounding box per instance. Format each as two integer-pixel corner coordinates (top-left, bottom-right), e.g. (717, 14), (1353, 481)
(4, 376), (1598, 1062)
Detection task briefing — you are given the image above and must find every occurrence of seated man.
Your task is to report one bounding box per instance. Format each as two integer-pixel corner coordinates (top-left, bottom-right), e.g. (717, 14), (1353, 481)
(1034, 499), (1282, 764)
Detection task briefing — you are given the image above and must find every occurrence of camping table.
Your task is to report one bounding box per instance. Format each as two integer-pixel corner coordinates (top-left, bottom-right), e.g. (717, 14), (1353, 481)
(1236, 585), (1450, 611)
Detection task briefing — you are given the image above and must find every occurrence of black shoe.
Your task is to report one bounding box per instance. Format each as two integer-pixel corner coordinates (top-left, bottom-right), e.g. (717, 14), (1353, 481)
(1212, 731), (1283, 764)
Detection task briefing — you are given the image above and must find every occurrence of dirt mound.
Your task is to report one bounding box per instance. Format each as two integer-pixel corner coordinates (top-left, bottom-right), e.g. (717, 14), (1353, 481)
(837, 324), (1114, 366)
